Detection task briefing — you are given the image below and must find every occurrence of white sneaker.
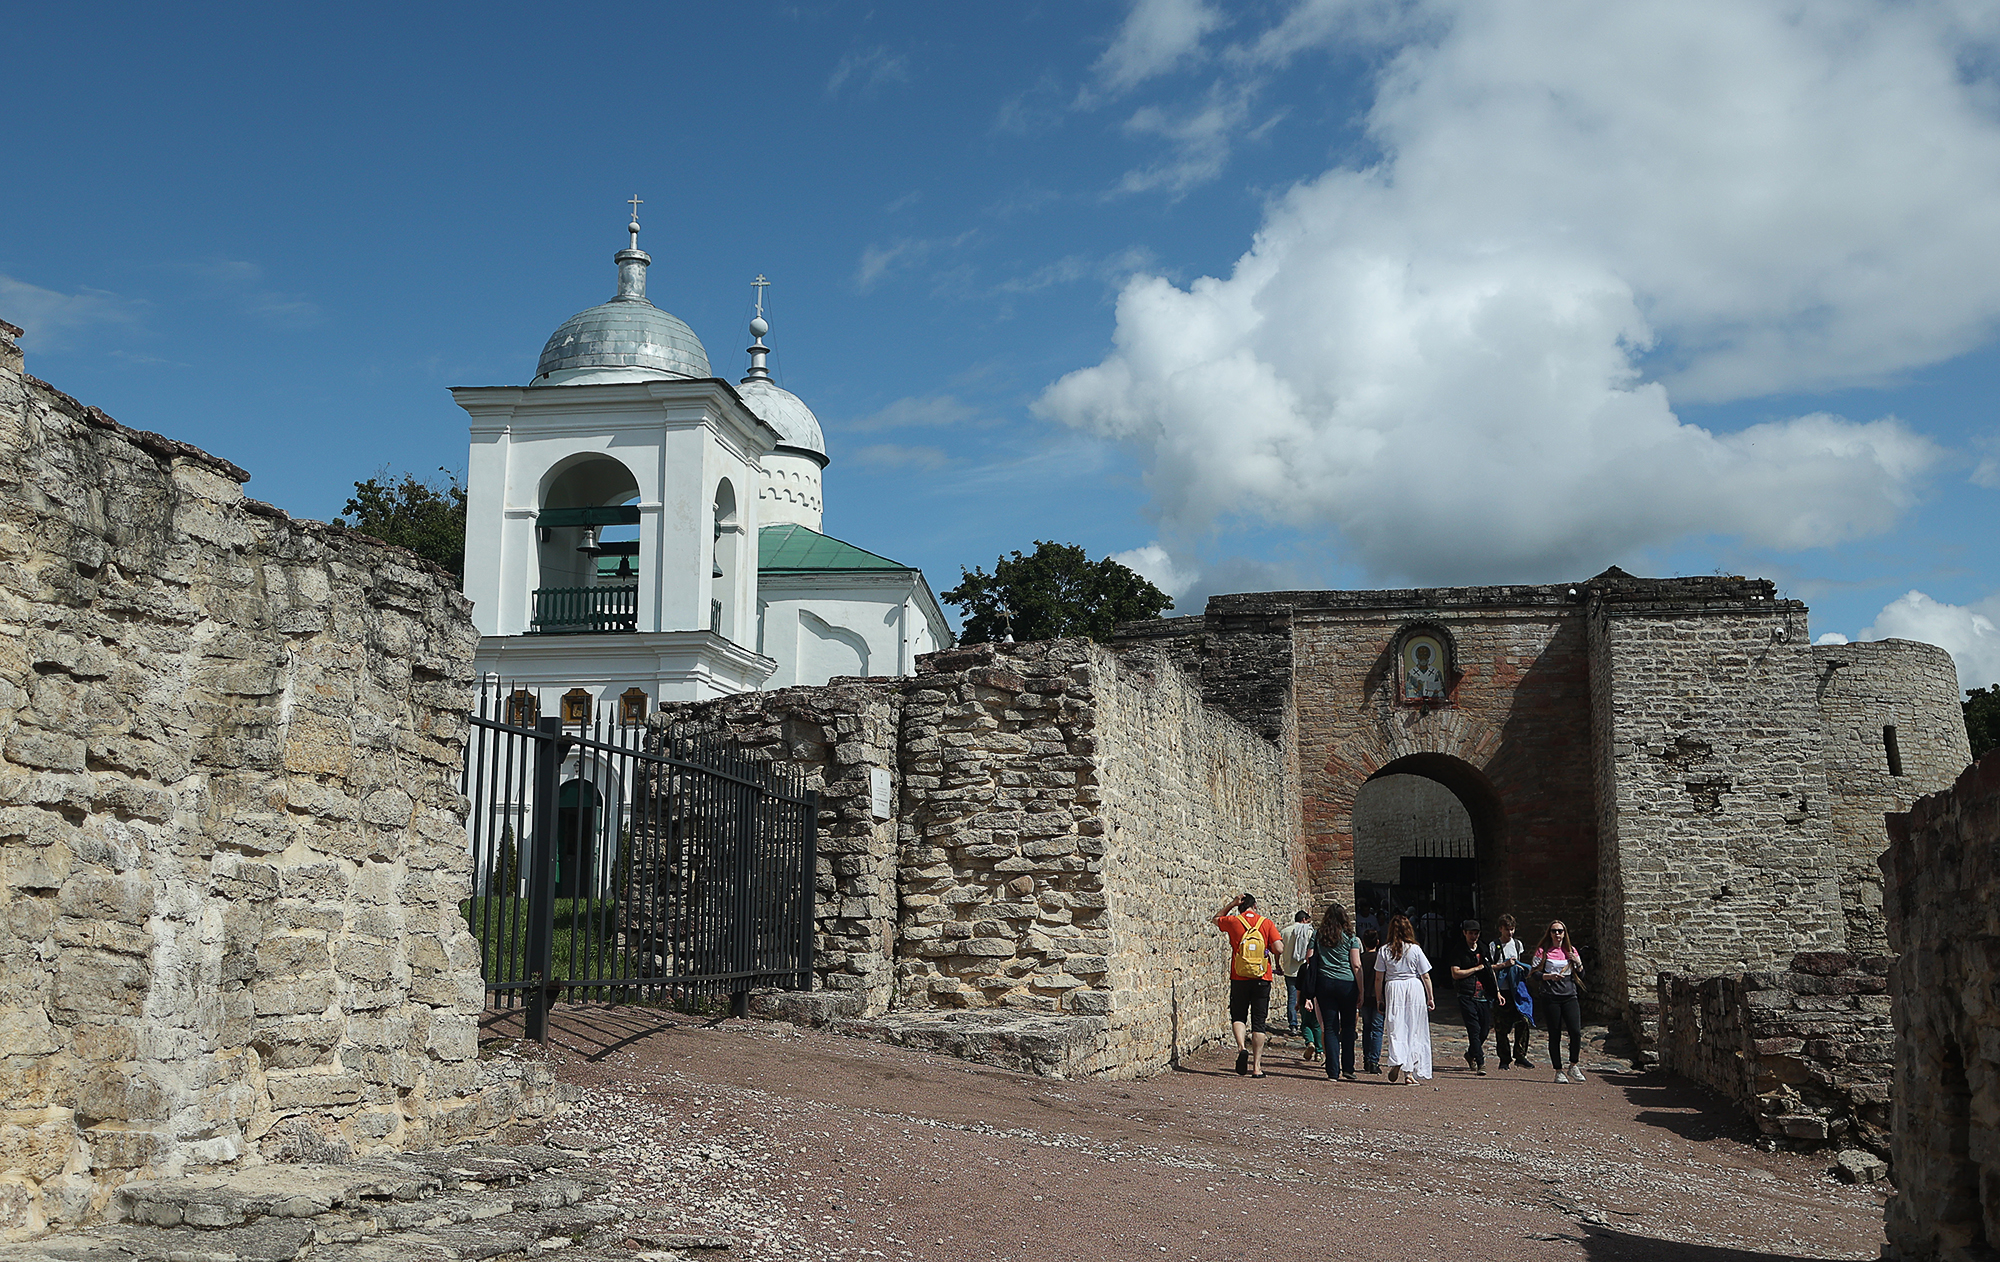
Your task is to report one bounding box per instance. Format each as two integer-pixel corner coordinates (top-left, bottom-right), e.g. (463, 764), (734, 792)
(1569, 1066), (1586, 1083)
(1554, 1068), (1570, 1083)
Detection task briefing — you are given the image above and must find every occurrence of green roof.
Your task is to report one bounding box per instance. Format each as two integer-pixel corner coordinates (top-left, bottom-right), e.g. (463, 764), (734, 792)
(758, 523), (913, 573)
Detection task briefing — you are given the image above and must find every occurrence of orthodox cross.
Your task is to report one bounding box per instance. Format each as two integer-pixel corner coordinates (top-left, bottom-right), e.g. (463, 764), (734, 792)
(751, 274), (768, 318)
(627, 194), (643, 222)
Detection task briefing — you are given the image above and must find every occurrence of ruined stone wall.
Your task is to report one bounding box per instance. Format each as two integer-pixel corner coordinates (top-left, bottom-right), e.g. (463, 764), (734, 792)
(1588, 581), (1842, 1047)
(0, 326), (528, 1239)
(639, 682), (902, 1017)
(1657, 953), (1893, 1154)
(1883, 752), (2000, 1261)
(1093, 643), (1299, 1071)
(1812, 639), (1970, 954)
(655, 639), (1303, 1077)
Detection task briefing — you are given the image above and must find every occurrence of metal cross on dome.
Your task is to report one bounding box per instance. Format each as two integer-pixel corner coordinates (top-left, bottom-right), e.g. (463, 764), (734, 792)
(751, 274), (768, 318)
(627, 194), (643, 222)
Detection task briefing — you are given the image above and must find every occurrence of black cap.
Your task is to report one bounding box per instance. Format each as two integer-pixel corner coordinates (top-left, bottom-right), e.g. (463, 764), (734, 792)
(1461, 919), (1481, 933)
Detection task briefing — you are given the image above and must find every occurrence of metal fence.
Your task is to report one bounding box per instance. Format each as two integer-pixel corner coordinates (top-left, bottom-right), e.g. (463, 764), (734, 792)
(459, 681), (819, 1039)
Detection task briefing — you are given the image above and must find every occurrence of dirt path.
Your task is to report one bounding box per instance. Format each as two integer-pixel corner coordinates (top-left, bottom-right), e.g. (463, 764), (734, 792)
(483, 1004), (1890, 1262)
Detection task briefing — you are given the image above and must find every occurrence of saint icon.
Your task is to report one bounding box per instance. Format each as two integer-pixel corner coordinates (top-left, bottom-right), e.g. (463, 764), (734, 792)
(1403, 637), (1446, 700)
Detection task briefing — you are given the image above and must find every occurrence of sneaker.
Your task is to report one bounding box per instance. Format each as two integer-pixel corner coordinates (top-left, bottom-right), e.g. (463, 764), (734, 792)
(1554, 1068), (1570, 1083)
(1463, 1050), (1479, 1071)
(1341, 1071), (1358, 1083)
(1569, 1066), (1586, 1083)
(1517, 1060), (1536, 1069)
(1497, 1060), (1512, 1071)
(1236, 1049), (1250, 1075)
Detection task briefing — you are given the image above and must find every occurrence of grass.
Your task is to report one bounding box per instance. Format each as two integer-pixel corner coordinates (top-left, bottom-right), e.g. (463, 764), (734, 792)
(459, 896), (641, 984)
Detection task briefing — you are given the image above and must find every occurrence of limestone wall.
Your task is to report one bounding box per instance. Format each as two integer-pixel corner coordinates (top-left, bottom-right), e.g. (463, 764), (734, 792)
(1657, 953), (1893, 1154)
(640, 682), (902, 1016)
(1812, 640), (1970, 954)
(1883, 752), (2000, 1261)
(1589, 583), (1843, 1046)
(654, 638), (1304, 1077)
(0, 325), (527, 1239)
(1351, 774), (1474, 884)
(1093, 643), (1298, 1071)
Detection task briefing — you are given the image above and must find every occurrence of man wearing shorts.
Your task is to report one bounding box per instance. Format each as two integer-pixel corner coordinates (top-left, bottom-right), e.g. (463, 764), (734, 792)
(1214, 893), (1282, 1077)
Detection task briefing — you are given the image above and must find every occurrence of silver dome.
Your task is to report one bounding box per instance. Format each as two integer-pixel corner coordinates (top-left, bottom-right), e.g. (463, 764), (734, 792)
(535, 298), (710, 382)
(737, 377), (826, 456)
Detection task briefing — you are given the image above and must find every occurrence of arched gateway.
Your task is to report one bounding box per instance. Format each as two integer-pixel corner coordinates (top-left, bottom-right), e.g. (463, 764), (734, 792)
(1116, 569), (1970, 1050)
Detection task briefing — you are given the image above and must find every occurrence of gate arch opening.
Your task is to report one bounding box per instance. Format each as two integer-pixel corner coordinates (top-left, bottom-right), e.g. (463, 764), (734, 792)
(1352, 753), (1504, 965)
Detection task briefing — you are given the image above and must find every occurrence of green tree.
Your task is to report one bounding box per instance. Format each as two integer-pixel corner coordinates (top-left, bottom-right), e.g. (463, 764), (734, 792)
(942, 541), (1174, 645)
(336, 467), (467, 579)
(1967, 685), (2000, 761)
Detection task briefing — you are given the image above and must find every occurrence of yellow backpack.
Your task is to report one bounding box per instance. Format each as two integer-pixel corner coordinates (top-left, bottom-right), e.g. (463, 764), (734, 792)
(1228, 914), (1270, 979)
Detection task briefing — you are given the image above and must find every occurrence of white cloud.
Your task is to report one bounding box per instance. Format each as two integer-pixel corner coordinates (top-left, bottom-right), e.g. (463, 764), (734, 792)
(1110, 543), (1197, 597)
(844, 394), (995, 434)
(827, 46), (908, 97)
(1973, 432), (2000, 488)
(1859, 590), (2000, 690)
(0, 274), (144, 351)
(1039, 0), (1994, 583)
(1816, 632), (1850, 646)
(1094, 0), (1226, 94)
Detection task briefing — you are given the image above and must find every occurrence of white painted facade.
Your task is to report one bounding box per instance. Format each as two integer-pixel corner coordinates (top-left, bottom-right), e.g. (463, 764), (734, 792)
(758, 570), (951, 687)
(457, 217), (950, 722)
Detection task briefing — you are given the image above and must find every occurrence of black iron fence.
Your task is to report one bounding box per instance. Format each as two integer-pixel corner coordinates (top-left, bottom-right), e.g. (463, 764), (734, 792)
(460, 681), (819, 1039)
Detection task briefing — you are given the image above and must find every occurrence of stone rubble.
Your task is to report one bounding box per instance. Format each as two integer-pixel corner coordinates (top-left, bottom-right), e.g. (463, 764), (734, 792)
(0, 1143), (664, 1262)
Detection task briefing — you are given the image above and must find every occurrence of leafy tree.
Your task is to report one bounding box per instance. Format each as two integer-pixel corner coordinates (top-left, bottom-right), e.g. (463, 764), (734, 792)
(1968, 685), (2000, 761)
(336, 467), (467, 579)
(942, 541), (1174, 645)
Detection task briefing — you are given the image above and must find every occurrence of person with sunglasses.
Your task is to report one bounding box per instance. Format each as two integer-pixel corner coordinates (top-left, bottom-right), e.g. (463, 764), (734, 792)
(1531, 921), (1586, 1083)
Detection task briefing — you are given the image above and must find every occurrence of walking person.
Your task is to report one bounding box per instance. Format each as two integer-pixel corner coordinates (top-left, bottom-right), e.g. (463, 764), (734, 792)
(1304, 903), (1364, 1082)
(1376, 913), (1435, 1084)
(1532, 920), (1587, 1083)
(1280, 910), (1315, 1035)
(1214, 894), (1282, 1078)
(1490, 914), (1535, 1069)
(1358, 928), (1384, 1074)
(1448, 919), (1495, 1075)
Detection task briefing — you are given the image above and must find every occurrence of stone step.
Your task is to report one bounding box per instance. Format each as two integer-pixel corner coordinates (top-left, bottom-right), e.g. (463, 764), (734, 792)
(0, 1145), (629, 1262)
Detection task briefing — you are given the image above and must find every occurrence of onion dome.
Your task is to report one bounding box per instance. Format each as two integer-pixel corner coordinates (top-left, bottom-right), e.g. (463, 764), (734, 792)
(534, 210), (710, 385)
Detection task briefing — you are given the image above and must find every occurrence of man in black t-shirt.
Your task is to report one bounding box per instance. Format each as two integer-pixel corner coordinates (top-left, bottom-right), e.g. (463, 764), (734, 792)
(1447, 918), (1495, 1075)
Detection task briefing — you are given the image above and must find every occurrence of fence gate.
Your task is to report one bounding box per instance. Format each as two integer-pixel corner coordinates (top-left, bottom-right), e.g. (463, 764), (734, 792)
(459, 684), (819, 1040)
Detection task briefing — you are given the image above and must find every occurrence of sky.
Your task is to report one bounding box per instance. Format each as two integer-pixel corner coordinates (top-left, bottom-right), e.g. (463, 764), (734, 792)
(5, 0), (1999, 691)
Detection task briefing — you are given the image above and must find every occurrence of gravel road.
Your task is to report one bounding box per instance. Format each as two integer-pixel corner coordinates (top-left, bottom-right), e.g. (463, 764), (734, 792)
(483, 1004), (1889, 1262)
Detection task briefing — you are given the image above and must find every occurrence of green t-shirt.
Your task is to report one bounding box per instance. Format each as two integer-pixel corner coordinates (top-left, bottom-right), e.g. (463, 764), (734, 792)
(1316, 932), (1361, 983)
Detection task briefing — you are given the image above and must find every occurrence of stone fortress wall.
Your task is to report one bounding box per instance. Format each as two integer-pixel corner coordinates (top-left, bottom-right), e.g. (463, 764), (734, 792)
(1882, 751), (2000, 1259)
(0, 324), (541, 1240)
(1811, 639), (1968, 954)
(1350, 775), (1470, 885)
(655, 639), (1304, 1078)
(1120, 572), (1971, 1055)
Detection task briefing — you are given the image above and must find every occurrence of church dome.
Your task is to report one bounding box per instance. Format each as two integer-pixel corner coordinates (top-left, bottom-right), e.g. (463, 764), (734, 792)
(533, 217), (710, 385)
(737, 377), (825, 456)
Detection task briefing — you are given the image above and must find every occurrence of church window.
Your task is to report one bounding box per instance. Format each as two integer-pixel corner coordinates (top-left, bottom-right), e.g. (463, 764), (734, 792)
(561, 688), (592, 726)
(505, 689), (540, 726)
(1884, 725), (1904, 777)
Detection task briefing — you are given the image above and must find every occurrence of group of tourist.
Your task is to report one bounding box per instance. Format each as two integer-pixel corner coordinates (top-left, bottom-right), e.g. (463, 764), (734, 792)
(1212, 894), (1588, 1083)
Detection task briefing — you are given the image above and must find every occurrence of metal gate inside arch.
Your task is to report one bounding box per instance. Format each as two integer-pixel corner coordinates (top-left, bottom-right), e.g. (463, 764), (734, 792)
(459, 682), (819, 1039)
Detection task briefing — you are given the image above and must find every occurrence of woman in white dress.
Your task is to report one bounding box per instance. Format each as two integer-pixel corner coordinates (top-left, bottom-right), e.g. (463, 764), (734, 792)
(1375, 913), (1436, 1083)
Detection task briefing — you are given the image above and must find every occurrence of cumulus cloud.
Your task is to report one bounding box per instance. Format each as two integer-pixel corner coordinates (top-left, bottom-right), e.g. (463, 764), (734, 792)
(1110, 543), (1197, 597)
(1856, 590), (2000, 691)
(1039, 0), (2000, 583)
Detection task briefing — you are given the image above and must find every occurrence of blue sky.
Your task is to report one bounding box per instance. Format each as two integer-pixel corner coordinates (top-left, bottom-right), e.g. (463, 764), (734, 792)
(5, 1), (1999, 689)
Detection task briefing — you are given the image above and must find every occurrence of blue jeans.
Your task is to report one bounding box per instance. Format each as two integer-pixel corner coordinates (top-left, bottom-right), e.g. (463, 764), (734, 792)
(1362, 1006), (1384, 1069)
(1320, 978), (1360, 1076)
(1284, 975), (1304, 1029)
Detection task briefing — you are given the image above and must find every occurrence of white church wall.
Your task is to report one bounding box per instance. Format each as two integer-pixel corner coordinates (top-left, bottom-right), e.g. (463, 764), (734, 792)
(757, 448), (825, 531)
(758, 574), (952, 688)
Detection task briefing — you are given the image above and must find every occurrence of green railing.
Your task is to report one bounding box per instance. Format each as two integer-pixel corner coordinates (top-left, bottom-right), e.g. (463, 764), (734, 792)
(532, 585), (639, 633)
